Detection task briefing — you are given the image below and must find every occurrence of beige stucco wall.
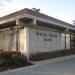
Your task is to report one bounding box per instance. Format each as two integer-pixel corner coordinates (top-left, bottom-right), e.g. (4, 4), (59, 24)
(19, 27), (29, 54)
(28, 27), (61, 54)
(28, 27), (70, 54)
(66, 34), (70, 49)
(0, 27), (28, 54)
(61, 33), (70, 50)
(0, 27), (70, 55)
(0, 29), (16, 51)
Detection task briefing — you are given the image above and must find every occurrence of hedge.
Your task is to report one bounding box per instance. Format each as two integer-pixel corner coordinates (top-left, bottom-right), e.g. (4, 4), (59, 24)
(0, 51), (32, 71)
(30, 49), (75, 61)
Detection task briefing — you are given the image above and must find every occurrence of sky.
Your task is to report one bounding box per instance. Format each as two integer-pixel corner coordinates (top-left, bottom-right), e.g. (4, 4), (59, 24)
(0, 0), (75, 24)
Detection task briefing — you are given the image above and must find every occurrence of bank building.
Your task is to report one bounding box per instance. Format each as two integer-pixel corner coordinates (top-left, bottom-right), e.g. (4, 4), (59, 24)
(0, 8), (75, 59)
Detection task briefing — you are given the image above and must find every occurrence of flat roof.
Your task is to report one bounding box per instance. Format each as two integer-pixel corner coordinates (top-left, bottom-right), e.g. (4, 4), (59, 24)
(0, 8), (75, 29)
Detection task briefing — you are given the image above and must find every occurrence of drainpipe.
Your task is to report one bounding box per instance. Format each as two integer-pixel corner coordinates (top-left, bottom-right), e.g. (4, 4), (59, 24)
(16, 28), (19, 52)
(65, 33), (66, 50)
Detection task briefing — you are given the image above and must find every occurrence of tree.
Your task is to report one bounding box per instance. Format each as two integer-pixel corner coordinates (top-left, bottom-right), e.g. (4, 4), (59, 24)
(72, 20), (75, 25)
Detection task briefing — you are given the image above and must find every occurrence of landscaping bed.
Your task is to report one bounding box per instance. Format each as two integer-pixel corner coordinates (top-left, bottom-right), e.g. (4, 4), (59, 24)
(0, 51), (32, 72)
(30, 49), (75, 61)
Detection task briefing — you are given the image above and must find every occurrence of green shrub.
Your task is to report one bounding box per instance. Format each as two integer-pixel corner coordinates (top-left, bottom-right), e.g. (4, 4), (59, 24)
(12, 54), (28, 67)
(0, 58), (6, 66)
(30, 49), (75, 61)
(0, 51), (32, 68)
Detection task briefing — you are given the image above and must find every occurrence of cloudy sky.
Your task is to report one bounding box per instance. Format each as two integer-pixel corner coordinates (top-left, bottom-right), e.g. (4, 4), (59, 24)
(0, 0), (75, 24)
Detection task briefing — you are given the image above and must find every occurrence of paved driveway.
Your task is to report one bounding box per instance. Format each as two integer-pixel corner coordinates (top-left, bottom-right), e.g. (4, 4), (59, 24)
(1, 55), (75, 75)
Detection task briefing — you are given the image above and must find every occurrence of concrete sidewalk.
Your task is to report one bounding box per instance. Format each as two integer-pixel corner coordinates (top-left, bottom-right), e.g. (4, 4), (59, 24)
(0, 55), (75, 75)
(31, 55), (75, 65)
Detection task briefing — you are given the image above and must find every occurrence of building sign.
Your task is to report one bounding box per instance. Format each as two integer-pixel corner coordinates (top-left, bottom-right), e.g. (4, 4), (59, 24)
(35, 32), (57, 41)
